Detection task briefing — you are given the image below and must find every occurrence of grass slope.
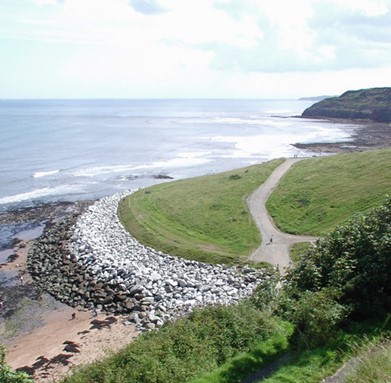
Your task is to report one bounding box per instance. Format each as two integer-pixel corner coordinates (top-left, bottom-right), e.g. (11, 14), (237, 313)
(119, 159), (284, 264)
(267, 148), (391, 235)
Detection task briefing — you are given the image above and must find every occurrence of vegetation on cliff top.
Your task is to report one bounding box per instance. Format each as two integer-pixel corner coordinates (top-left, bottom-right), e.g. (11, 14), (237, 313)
(302, 87), (391, 122)
(60, 197), (390, 383)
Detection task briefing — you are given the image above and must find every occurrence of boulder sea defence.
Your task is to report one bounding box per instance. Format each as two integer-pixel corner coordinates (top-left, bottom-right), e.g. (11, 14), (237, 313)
(302, 87), (391, 122)
(28, 192), (268, 331)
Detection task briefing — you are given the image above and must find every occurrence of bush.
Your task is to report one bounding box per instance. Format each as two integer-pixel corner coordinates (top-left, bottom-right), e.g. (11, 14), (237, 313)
(285, 196), (391, 318)
(63, 303), (280, 383)
(249, 272), (280, 313)
(0, 345), (33, 383)
(286, 289), (349, 349)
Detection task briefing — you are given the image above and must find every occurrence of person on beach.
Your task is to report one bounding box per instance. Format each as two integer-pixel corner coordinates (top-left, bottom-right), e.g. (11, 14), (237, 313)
(71, 312), (76, 320)
(0, 301), (3, 310)
(92, 308), (98, 317)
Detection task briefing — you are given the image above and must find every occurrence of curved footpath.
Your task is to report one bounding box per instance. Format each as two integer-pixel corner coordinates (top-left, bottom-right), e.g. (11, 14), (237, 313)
(6, 158), (318, 382)
(27, 158), (316, 336)
(247, 158), (318, 272)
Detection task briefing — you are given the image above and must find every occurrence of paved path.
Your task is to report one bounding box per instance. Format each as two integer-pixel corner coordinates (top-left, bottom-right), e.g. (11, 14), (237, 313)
(247, 158), (318, 273)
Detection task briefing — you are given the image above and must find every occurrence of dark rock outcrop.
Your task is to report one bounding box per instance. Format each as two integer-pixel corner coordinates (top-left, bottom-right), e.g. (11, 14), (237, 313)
(302, 87), (391, 122)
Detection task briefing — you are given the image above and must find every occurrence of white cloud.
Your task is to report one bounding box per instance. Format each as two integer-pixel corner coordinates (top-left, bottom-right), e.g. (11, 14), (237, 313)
(331, 0), (389, 17)
(30, 0), (58, 5)
(0, 0), (390, 98)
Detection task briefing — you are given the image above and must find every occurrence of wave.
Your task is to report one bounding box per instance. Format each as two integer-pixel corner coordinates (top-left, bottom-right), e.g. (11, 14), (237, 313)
(133, 156), (211, 171)
(74, 154), (211, 178)
(187, 117), (264, 125)
(0, 186), (76, 205)
(74, 164), (138, 177)
(33, 169), (60, 178)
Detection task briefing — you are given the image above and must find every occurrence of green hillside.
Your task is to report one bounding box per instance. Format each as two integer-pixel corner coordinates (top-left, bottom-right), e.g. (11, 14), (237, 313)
(120, 149), (390, 262)
(302, 87), (391, 122)
(267, 148), (391, 235)
(119, 159), (284, 265)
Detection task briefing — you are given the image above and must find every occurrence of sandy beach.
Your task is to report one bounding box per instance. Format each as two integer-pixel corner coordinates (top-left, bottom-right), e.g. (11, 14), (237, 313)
(0, 207), (140, 382)
(0, 119), (390, 382)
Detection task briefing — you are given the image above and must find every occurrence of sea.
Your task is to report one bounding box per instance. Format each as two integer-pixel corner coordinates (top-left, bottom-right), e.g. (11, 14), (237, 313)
(0, 98), (355, 213)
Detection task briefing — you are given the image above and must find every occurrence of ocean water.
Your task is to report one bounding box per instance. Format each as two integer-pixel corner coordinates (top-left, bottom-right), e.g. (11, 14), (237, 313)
(0, 99), (355, 211)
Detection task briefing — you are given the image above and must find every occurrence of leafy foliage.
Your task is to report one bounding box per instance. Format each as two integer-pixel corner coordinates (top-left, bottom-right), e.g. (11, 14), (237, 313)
(281, 289), (349, 349)
(285, 196), (391, 319)
(0, 345), (33, 383)
(63, 303), (281, 383)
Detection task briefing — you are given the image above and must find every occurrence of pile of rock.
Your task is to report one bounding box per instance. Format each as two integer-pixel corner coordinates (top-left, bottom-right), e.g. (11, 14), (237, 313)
(28, 192), (267, 331)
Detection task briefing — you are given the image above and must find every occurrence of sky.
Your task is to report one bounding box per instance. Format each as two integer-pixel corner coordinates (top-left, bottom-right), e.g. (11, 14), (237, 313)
(0, 0), (390, 99)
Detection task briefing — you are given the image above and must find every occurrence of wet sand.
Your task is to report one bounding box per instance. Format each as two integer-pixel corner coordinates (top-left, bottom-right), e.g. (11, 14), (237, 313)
(0, 202), (139, 382)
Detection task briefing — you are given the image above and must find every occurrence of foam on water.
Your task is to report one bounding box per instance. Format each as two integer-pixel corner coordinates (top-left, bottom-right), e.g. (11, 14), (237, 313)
(0, 185), (81, 205)
(33, 169), (60, 178)
(0, 99), (356, 209)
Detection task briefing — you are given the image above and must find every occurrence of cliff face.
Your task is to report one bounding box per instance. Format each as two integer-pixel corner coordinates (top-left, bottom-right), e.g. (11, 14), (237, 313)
(302, 87), (391, 122)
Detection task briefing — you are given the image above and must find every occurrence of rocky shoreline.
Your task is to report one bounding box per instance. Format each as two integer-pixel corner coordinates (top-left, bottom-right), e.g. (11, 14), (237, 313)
(28, 192), (268, 332)
(293, 119), (391, 154)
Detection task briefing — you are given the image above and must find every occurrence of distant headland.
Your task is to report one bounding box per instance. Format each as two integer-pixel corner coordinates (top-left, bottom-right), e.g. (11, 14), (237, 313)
(301, 87), (391, 122)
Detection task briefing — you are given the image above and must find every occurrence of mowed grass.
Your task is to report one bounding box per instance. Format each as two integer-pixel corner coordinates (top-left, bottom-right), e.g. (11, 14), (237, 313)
(118, 159), (284, 264)
(267, 148), (391, 235)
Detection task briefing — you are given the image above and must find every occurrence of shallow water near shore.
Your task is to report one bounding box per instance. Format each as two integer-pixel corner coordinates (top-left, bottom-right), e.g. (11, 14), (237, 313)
(0, 222), (45, 250)
(0, 99), (355, 212)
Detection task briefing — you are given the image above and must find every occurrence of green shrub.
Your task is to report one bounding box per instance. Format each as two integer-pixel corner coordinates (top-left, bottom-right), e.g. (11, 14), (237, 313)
(286, 289), (349, 350)
(63, 303), (280, 383)
(249, 273), (281, 313)
(0, 345), (33, 383)
(285, 196), (391, 318)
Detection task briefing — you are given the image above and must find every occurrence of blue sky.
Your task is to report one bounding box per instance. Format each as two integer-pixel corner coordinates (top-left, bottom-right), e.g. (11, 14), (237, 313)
(1, 0), (390, 99)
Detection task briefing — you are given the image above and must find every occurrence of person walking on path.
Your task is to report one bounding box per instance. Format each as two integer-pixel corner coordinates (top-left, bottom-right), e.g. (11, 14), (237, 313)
(247, 158), (318, 273)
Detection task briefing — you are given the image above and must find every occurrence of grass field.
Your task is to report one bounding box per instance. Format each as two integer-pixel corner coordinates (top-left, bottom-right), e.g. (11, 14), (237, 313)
(119, 148), (390, 263)
(267, 148), (391, 235)
(118, 159), (284, 264)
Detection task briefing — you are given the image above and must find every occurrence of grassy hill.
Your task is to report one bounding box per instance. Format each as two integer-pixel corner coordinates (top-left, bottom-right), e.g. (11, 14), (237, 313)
(119, 149), (391, 263)
(118, 159), (284, 265)
(267, 148), (391, 235)
(302, 87), (391, 122)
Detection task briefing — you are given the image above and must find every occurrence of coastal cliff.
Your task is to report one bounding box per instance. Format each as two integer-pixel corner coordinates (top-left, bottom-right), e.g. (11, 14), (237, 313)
(302, 87), (391, 122)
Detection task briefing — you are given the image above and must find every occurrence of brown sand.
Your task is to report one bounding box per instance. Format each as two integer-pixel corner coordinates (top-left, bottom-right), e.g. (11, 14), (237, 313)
(1, 240), (139, 383)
